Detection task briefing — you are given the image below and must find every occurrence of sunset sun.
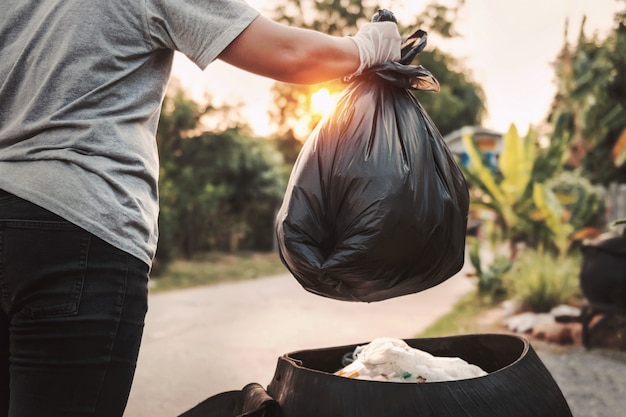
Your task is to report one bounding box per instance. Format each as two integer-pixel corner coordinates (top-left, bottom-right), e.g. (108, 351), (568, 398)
(310, 88), (339, 117)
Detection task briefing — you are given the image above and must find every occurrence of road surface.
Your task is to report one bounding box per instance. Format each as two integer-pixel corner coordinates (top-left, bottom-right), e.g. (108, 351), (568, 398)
(124, 268), (475, 417)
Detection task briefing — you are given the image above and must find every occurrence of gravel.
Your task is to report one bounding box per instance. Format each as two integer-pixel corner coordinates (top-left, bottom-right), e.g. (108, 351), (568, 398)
(537, 346), (626, 417)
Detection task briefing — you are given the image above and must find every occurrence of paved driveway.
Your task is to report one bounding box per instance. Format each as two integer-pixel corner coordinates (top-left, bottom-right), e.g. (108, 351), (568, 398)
(124, 269), (475, 417)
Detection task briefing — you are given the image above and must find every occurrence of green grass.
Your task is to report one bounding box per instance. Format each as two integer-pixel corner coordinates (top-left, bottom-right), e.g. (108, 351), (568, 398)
(503, 251), (582, 312)
(149, 251), (288, 293)
(417, 292), (497, 338)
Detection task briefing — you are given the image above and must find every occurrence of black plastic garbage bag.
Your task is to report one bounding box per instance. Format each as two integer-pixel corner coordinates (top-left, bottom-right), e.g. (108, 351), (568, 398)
(275, 23), (470, 302)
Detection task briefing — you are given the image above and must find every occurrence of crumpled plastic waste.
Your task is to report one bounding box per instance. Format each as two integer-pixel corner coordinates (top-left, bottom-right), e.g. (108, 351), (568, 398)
(335, 338), (487, 383)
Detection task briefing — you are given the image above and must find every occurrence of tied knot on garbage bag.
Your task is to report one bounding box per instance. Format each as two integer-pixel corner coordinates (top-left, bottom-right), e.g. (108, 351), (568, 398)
(275, 10), (470, 302)
(344, 10), (441, 92)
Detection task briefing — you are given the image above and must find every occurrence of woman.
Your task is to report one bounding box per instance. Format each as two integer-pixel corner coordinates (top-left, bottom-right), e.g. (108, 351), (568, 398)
(0, 0), (400, 416)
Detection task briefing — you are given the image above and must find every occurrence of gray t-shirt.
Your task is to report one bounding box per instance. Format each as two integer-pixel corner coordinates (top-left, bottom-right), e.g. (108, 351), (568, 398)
(0, 0), (260, 266)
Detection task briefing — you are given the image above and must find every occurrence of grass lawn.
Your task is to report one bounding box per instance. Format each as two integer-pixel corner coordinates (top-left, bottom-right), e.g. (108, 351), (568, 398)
(149, 251), (288, 293)
(417, 293), (501, 337)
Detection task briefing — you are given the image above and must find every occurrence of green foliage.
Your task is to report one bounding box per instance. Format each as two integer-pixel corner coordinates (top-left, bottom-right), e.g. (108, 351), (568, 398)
(468, 239), (512, 301)
(156, 89), (288, 263)
(502, 250), (582, 313)
(548, 7), (626, 185)
(531, 182), (573, 256)
(417, 293), (495, 337)
(271, 130), (303, 166)
(159, 130), (287, 257)
(461, 125), (534, 239)
(413, 50), (486, 135)
(545, 171), (605, 231)
(531, 133), (568, 184)
(462, 124), (602, 257)
(150, 251), (287, 291)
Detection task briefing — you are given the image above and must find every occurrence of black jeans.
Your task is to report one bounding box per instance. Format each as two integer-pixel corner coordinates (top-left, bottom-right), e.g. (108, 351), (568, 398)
(0, 190), (149, 416)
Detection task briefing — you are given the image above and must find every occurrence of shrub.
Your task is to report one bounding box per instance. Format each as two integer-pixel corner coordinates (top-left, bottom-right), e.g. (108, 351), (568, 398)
(468, 238), (512, 302)
(546, 171), (605, 231)
(503, 250), (582, 312)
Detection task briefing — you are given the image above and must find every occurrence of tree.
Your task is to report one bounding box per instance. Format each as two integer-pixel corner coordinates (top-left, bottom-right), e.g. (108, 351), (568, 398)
(548, 6), (626, 185)
(268, 0), (484, 140)
(413, 49), (486, 136)
(271, 129), (303, 166)
(156, 88), (287, 264)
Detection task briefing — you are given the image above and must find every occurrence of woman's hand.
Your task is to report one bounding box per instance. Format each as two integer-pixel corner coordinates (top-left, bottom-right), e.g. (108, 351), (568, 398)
(218, 16), (400, 85)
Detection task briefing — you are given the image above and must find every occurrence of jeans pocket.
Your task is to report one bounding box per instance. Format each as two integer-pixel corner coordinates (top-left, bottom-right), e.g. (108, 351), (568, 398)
(0, 220), (88, 318)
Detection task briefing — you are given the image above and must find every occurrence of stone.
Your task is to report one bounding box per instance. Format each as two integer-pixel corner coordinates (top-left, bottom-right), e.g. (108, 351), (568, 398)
(501, 299), (523, 317)
(505, 312), (554, 333)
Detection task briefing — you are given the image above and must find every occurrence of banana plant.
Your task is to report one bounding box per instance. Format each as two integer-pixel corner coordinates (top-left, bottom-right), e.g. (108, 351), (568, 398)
(461, 124), (535, 236)
(461, 123), (582, 257)
(531, 183), (574, 257)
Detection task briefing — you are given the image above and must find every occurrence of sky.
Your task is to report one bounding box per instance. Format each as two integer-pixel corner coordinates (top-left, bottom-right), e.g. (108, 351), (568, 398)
(171, 0), (622, 137)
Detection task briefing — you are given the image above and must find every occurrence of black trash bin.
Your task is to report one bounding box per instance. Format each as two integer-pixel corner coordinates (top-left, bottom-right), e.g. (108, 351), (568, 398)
(266, 334), (573, 417)
(579, 232), (626, 309)
(578, 232), (626, 347)
(180, 334), (572, 417)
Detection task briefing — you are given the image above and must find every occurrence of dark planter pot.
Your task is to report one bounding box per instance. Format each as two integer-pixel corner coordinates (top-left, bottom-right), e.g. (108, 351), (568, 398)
(580, 234), (626, 309)
(267, 334), (572, 417)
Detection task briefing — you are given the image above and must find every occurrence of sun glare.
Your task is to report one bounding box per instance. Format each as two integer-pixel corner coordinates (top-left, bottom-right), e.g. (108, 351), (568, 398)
(311, 88), (338, 116)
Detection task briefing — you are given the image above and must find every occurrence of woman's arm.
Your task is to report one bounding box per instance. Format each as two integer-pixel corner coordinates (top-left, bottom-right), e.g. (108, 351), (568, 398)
(218, 15), (400, 85)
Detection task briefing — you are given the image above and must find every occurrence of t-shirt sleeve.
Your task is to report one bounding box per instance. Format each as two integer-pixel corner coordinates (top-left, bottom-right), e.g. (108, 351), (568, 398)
(145, 0), (260, 69)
